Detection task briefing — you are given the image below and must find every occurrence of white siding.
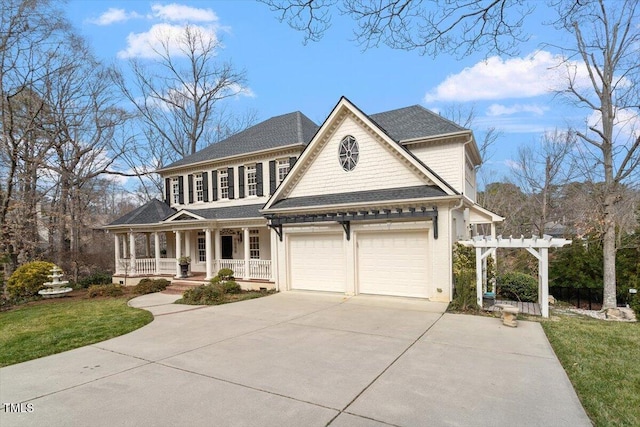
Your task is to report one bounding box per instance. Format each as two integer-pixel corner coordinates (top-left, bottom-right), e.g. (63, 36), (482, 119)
(409, 142), (462, 194)
(288, 116), (425, 198)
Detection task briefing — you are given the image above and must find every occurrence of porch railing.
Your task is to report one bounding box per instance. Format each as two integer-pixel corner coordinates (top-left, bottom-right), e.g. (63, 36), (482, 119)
(249, 260), (271, 280)
(218, 259), (245, 278)
(115, 258), (272, 281)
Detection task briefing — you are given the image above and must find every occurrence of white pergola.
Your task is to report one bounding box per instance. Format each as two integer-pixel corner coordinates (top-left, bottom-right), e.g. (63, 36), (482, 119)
(460, 235), (572, 318)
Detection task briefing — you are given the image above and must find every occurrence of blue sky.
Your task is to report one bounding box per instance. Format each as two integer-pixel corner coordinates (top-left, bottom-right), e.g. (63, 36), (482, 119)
(64, 1), (603, 184)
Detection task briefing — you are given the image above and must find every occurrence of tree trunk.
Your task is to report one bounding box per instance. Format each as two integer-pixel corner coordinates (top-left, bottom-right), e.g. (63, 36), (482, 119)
(602, 192), (617, 308)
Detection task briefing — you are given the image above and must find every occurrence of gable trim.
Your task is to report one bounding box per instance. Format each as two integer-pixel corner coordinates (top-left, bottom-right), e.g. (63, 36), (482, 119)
(164, 210), (206, 222)
(263, 97), (457, 211)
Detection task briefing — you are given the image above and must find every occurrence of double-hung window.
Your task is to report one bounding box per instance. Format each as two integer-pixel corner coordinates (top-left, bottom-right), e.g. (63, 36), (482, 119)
(197, 232), (206, 262)
(219, 169), (229, 199)
(277, 159), (289, 185)
(246, 165), (257, 196)
(172, 178), (180, 204)
(195, 173), (204, 202)
(249, 230), (260, 259)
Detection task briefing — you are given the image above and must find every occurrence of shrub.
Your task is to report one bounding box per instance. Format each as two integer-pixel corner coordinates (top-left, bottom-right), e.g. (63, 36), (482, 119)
(217, 268), (234, 281)
(630, 293), (640, 319)
(497, 272), (538, 302)
(134, 278), (170, 295)
(76, 271), (113, 289)
(181, 284), (223, 305)
(87, 284), (124, 298)
(6, 261), (56, 299)
(450, 244), (480, 311)
(222, 280), (241, 294)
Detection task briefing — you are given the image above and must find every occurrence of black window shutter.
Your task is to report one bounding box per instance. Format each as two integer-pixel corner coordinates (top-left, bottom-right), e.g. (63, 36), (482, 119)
(178, 176), (184, 204)
(289, 156), (297, 168)
(202, 172), (209, 202)
(187, 174), (194, 203)
(256, 162), (264, 196)
(164, 178), (171, 204)
(238, 166), (245, 199)
(227, 167), (235, 199)
(269, 160), (276, 194)
(212, 170), (218, 201)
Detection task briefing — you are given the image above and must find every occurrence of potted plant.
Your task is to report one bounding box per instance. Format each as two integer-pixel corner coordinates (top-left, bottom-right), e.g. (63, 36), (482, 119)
(177, 256), (191, 278)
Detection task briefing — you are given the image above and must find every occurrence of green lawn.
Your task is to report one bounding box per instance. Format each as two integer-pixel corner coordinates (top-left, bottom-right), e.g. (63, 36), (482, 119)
(542, 315), (640, 427)
(0, 298), (153, 367)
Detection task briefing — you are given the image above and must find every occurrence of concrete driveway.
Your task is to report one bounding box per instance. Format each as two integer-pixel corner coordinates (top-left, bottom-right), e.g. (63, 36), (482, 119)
(0, 292), (591, 427)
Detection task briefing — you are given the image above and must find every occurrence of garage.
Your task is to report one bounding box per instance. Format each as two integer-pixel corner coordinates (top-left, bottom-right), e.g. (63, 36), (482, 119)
(357, 230), (429, 298)
(288, 233), (346, 292)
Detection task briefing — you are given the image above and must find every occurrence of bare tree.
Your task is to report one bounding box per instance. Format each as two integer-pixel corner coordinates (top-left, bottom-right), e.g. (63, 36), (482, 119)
(113, 25), (250, 163)
(0, 0), (70, 271)
(553, 0), (639, 308)
(261, 0), (535, 57)
(511, 129), (576, 235)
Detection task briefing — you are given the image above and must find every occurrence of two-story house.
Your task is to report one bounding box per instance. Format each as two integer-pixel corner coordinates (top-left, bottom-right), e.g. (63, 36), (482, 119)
(105, 97), (502, 302)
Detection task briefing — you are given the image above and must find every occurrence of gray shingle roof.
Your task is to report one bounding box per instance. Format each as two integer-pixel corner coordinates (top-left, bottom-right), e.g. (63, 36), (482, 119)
(184, 204), (265, 220)
(369, 105), (467, 142)
(161, 111), (319, 170)
(268, 185), (448, 210)
(108, 199), (176, 226)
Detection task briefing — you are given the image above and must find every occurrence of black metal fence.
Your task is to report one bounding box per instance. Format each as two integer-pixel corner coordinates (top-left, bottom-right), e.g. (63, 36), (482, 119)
(549, 287), (603, 310)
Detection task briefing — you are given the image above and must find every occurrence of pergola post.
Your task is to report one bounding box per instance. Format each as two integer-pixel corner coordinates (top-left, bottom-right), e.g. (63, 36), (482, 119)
(476, 247), (483, 308)
(540, 247), (549, 318)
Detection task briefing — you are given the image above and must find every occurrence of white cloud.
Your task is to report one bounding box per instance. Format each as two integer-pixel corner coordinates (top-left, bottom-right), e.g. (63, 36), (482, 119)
(117, 23), (219, 59)
(151, 3), (218, 22)
(90, 8), (142, 25)
(487, 103), (549, 116)
(424, 51), (583, 102)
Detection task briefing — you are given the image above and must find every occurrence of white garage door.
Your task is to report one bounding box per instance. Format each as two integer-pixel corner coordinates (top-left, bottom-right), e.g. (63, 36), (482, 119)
(357, 231), (429, 298)
(289, 233), (346, 292)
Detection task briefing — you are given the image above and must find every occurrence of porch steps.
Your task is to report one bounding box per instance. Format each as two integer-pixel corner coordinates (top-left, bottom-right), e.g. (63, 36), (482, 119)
(163, 279), (207, 295)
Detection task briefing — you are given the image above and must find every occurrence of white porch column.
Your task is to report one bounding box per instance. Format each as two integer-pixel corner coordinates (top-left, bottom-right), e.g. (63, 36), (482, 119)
(154, 232), (161, 275)
(145, 233), (151, 257)
(270, 228), (277, 283)
(185, 231), (192, 260)
(129, 232), (137, 275)
(175, 230), (182, 278)
(205, 228), (213, 280)
(214, 229), (221, 274)
(114, 234), (121, 274)
(243, 227), (250, 280)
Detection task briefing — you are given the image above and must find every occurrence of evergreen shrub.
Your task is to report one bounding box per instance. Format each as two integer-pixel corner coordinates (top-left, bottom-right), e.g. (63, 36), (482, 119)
(6, 261), (56, 299)
(497, 272), (538, 302)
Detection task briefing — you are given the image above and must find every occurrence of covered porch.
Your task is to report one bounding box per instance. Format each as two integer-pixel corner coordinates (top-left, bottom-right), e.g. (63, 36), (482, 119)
(111, 224), (274, 283)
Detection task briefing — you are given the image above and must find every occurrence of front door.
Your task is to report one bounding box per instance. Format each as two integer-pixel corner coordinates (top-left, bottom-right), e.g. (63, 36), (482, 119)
(221, 235), (233, 259)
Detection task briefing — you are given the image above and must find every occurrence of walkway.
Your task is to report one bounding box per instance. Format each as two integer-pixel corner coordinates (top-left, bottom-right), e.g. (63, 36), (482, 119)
(0, 292), (590, 426)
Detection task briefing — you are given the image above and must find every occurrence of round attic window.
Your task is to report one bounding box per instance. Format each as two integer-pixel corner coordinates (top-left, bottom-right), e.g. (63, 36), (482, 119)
(338, 135), (359, 171)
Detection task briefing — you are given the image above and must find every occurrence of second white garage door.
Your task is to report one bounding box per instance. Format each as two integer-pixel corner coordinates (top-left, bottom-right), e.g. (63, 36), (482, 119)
(357, 231), (429, 298)
(288, 233), (346, 292)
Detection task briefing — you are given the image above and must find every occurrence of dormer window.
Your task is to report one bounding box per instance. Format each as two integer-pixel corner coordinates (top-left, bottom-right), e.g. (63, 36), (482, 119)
(219, 169), (229, 199)
(247, 165), (257, 196)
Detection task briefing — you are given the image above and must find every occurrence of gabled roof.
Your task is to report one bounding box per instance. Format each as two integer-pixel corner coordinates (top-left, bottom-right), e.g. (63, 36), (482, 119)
(159, 111), (319, 171)
(267, 185), (448, 211)
(263, 97), (459, 212)
(107, 199), (175, 226)
(370, 105), (467, 141)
